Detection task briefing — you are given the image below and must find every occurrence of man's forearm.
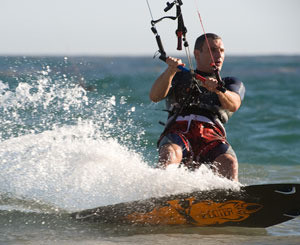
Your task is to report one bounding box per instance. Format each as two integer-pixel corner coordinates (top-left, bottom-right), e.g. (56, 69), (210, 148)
(216, 90), (241, 112)
(149, 67), (177, 102)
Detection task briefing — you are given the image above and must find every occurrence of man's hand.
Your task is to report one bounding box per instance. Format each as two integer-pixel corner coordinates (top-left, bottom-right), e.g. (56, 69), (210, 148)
(202, 77), (219, 93)
(166, 57), (185, 72)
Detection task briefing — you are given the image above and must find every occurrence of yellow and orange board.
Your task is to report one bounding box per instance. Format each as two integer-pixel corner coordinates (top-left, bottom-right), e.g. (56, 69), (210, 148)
(125, 199), (262, 226)
(72, 183), (300, 228)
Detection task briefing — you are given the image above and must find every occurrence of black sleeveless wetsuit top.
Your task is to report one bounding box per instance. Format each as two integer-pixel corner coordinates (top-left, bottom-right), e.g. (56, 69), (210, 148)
(165, 70), (246, 124)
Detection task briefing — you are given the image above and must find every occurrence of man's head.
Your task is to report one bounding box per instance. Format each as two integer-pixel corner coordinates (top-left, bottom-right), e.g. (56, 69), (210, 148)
(194, 33), (225, 73)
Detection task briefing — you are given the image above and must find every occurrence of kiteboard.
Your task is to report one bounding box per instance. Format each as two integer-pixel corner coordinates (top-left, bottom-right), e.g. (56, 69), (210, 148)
(71, 183), (300, 228)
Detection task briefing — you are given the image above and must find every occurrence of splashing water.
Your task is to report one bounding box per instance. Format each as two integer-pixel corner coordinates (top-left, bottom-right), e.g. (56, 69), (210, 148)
(0, 126), (238, 212)
(0, 66), (239, 213)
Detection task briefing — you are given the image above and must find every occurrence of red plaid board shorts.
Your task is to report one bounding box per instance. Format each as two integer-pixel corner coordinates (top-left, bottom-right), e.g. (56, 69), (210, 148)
(158, 119), (236, 168)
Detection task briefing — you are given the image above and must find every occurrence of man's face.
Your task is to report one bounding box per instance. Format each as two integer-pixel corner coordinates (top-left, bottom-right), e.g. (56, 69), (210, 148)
(194, 38), (225, 73)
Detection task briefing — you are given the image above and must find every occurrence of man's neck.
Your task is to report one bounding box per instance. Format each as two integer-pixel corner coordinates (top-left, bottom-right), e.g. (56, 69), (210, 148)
(195, 69), (215, 77)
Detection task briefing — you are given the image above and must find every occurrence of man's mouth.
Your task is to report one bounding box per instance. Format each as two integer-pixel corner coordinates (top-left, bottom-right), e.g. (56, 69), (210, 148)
(215, 61), (222, 66)
(214, 61), (222, 68)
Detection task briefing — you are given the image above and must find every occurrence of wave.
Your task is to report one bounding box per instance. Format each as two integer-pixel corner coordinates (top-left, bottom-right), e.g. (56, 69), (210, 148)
(0, 59), (240, 214)
(0, 123), (239, 213)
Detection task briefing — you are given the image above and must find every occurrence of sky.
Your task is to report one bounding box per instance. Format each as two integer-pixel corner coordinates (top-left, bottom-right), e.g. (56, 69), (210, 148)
(0, 0), (299, 56)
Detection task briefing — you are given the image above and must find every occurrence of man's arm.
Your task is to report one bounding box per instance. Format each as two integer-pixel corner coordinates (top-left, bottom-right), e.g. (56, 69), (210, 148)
(203, 77), (241, 112)
(216, 90), (241, 112)
(149, 57), (184, 102)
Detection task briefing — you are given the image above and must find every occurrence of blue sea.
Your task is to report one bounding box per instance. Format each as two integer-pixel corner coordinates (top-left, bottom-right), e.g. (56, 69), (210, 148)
(0, 55), (299, 245)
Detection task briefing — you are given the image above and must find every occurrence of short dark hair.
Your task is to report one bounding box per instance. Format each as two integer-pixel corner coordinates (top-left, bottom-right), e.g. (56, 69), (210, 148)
(194, 33), (221, 51)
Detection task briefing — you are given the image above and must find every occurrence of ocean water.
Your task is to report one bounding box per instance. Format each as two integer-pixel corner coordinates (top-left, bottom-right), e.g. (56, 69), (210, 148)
(0, 55), (299, 244)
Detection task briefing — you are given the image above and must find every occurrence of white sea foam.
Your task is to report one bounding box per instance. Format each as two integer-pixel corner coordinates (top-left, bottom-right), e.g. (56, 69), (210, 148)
(0, 75), (239, 213)
(0, 120), (240, 212)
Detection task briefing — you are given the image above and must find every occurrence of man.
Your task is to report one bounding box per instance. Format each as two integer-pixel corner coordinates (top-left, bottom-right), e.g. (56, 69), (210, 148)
(149, 33), (245, 181)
